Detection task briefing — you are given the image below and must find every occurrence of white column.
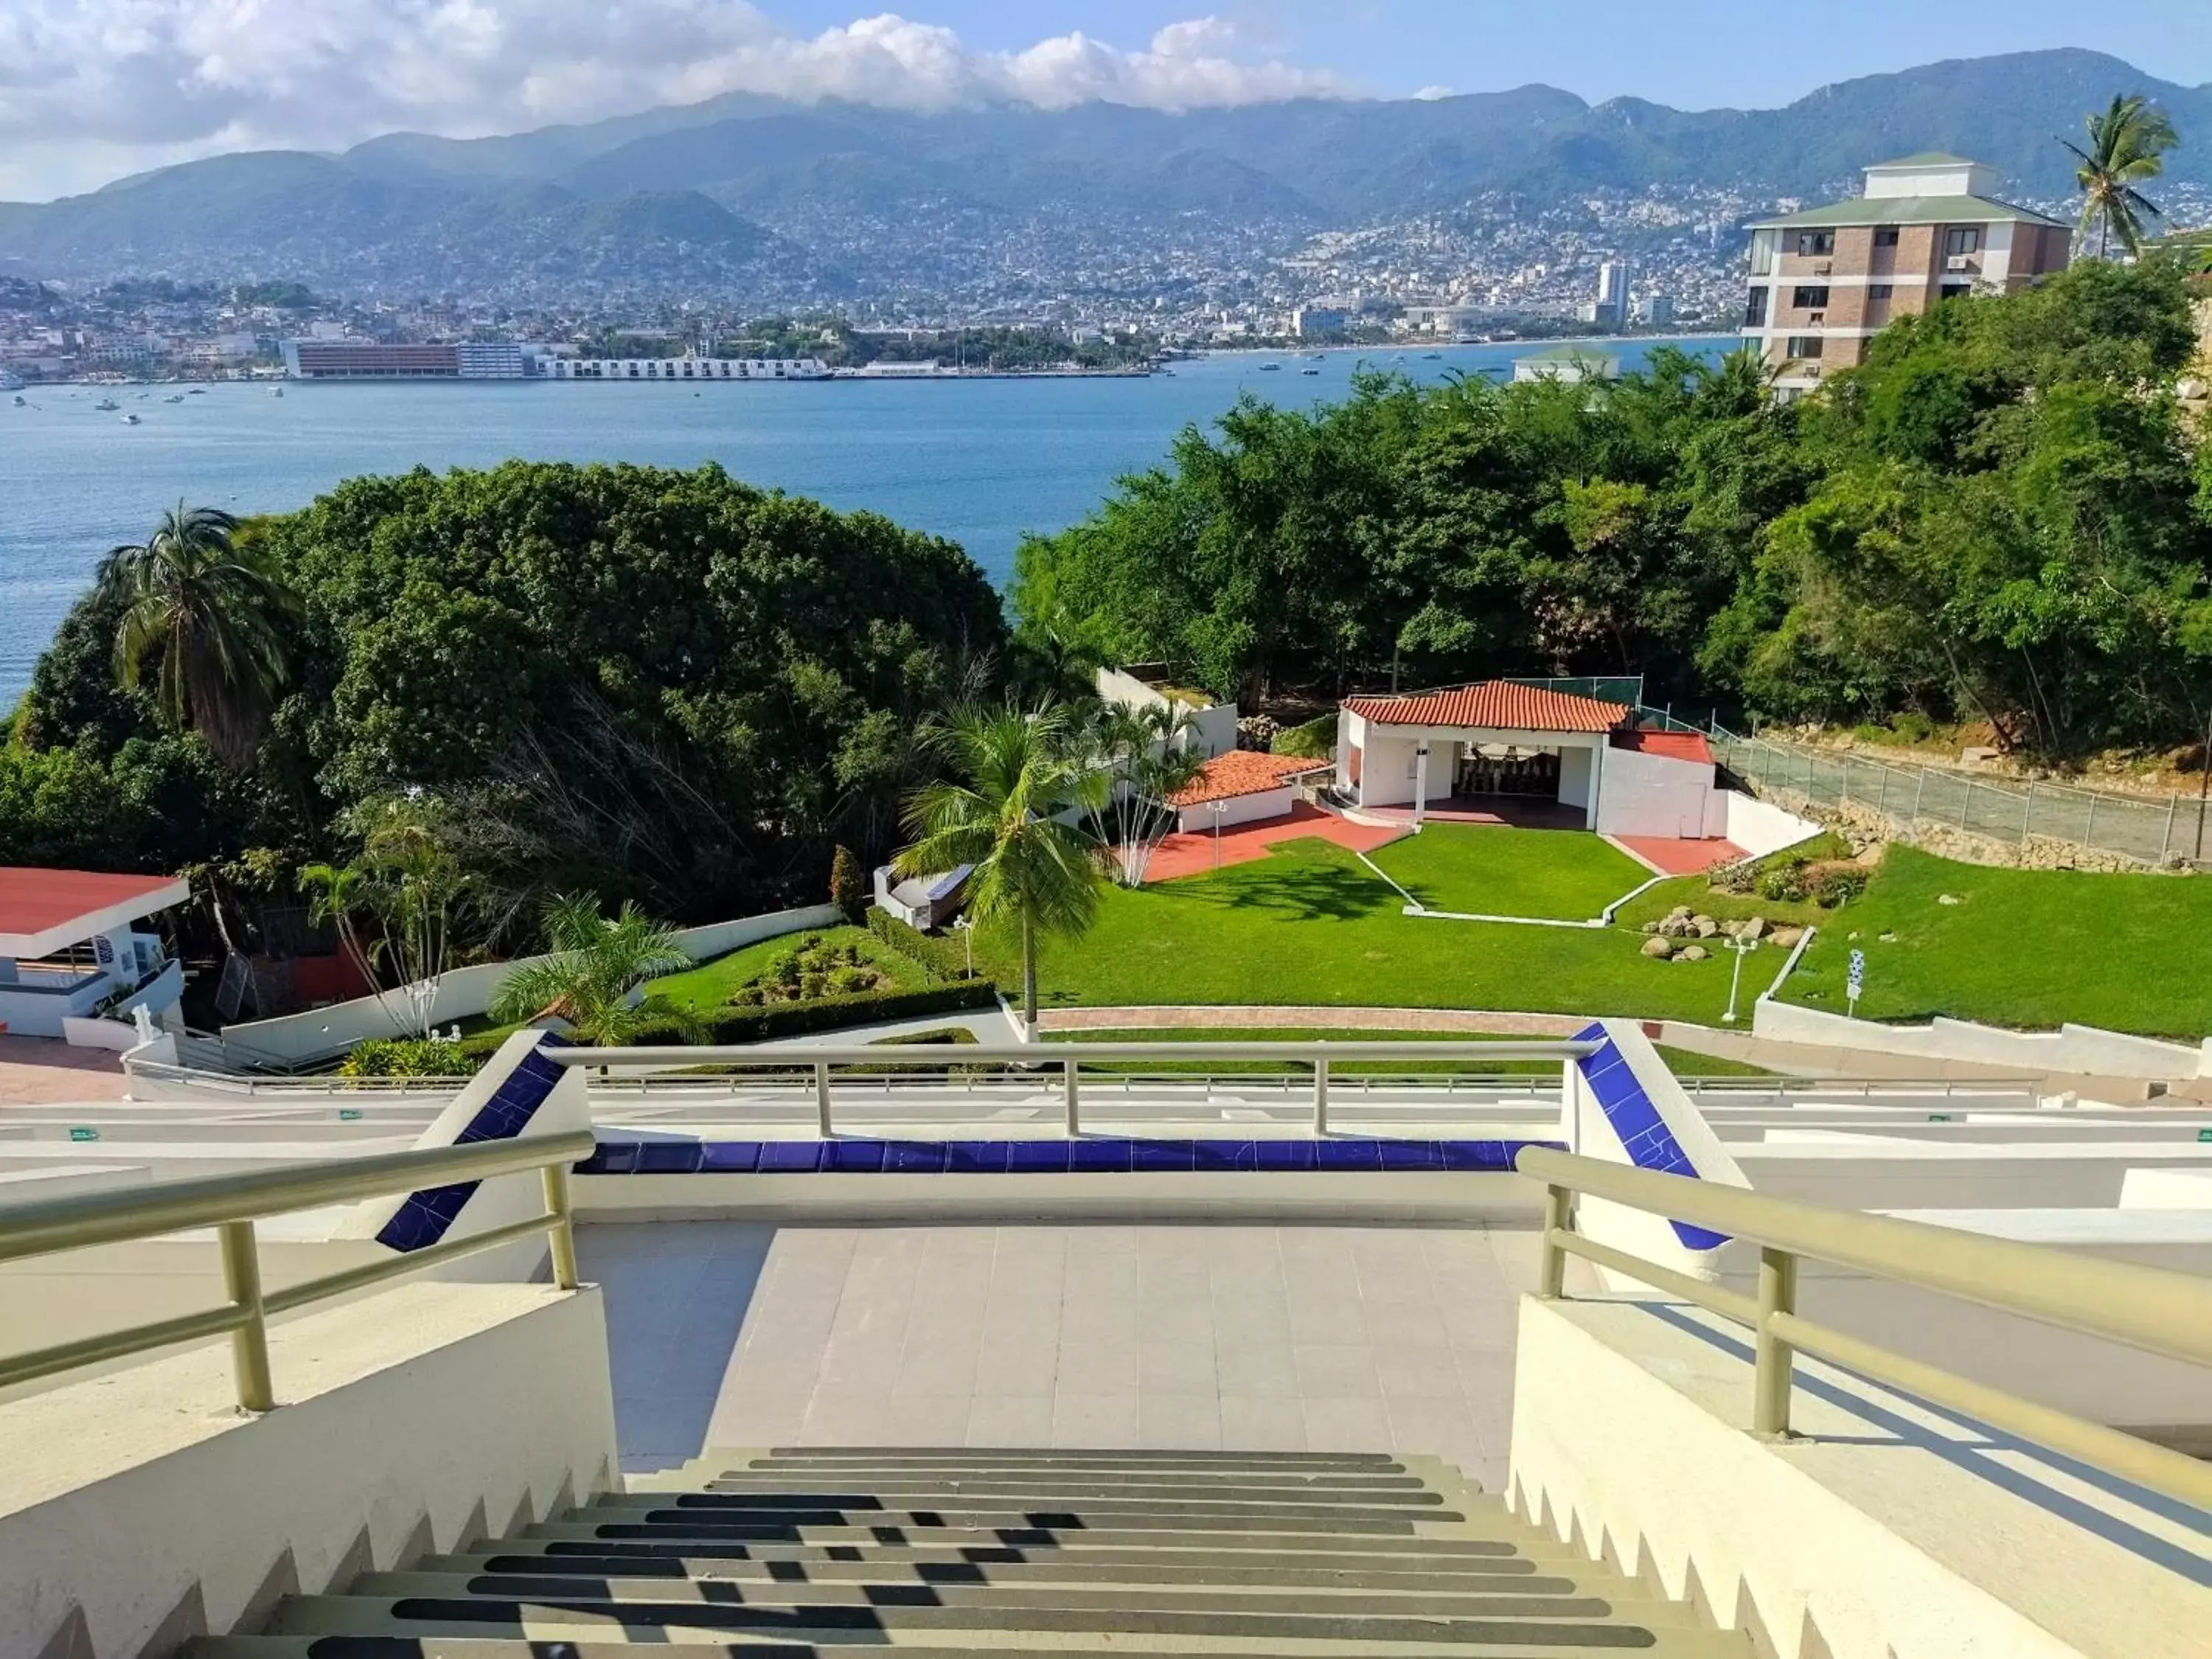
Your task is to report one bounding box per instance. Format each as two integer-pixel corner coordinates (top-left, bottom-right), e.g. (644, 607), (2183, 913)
(1413, 743), (1430, 827)
(1585, 739), (1603, 831)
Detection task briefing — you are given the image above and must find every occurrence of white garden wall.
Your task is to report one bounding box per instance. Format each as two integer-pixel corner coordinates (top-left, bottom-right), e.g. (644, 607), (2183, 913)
(1593, 746), (1714, 839)
(1177, 786), (1295, 834)
(221, 903), (841, 1065)
(1750, 997), (2208, 1080)
(1723, 792), (1824, 858)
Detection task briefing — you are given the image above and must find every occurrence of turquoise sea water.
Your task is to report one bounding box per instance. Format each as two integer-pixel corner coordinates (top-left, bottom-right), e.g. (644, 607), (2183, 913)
(0, 336), (1727, 702)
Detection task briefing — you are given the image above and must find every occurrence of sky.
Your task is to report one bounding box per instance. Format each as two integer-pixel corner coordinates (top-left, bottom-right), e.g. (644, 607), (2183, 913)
(1, 1), (2206, 203)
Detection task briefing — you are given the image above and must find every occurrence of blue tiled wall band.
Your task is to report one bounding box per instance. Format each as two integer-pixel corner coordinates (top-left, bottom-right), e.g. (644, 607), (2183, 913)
(376, 1034), (573, 1253)
(579, 1137), (1557, 1176)
(1572, 1021), (1729, 1250)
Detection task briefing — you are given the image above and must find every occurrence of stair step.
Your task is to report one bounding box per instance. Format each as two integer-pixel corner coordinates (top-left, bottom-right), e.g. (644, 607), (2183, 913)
(750, 1447), (1406, 1467)
(582, 1492), (1461, 1524)
(695, 1473), (1445, 1499)
(521, 1520), (1530, 1551)
(344, 1572), (1666, 1624)
(259, 1591), (1724, 1649)
(191, 1632), (1753, 1658)
(414, 1547), (1556, 1587)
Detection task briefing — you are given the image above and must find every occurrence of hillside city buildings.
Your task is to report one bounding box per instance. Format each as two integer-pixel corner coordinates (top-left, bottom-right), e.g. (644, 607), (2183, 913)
(1742, 153), (2073, 394)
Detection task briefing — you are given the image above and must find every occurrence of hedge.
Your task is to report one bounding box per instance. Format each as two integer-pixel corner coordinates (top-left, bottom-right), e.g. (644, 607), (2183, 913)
(867, 906), (978, 981)
(633, 978), (1000, 1044)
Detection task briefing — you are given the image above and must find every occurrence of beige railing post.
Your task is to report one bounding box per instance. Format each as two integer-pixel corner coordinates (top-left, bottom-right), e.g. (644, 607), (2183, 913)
(218, 1219), (275, 1413)
(541, 1162), (580, 1291)
(1538, 1184), (1570, 1299)
(1753, 1245), (1798, 1436)
(1312, 1056), (1329, 1136)
(813, 1060), (834, 1138)
(1062, 1058), (1080, 1135)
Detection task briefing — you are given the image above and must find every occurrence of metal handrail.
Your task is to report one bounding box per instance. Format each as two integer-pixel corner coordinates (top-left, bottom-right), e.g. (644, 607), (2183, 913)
(0, 1130), (594, 1412)
(1517, 1147), (2212, 1512)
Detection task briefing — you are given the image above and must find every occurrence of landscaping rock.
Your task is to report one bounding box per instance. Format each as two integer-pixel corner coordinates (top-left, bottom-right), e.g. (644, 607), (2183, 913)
(1691, 914), (1719, 937)
(1738, 916), (1769, 942)
(1937, 892), (1961, 905)
(1641, 936), (1675, 959)
(1677, 945), (1709, 962)
(1770, 925), (1805, 948)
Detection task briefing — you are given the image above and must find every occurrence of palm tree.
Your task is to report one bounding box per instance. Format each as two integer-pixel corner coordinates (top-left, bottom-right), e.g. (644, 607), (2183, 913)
(894, 700), (1110, 1032)
(101, 504), (296, 770)
(487, 891), (705, 1046)
(2065, 94), (2177, 259)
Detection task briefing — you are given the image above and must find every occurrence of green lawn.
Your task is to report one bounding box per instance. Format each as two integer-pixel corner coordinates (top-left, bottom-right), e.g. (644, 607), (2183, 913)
(977, 837), (1751, 1025)
(1773, 846), (2212, 1040)
(651, 925), (929, 1013)
(1368, 824), (1652, 919)
(1048, 1026), (1771, 1077)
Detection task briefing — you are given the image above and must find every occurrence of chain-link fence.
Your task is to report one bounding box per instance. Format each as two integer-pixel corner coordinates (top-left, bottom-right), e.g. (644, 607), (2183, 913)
(1708, 726), (2209, 867)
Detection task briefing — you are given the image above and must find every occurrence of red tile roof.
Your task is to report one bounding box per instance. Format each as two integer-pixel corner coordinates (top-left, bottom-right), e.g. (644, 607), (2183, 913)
(0, 867), (189, 956)
(1168, 750), (1331, 807)
(1614, 728), (1714, 765)
(1343, 681), (1628, 734)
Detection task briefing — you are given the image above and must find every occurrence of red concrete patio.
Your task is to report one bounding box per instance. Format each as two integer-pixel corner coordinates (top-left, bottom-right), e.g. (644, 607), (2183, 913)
(1608, 835), (1745, 876)
(1140, 801), (1405, 884)
(1364, 797), (1588, 830)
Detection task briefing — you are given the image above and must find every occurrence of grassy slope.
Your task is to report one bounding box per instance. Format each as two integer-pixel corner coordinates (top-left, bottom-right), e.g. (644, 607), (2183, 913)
(1368, 824), (1651, 919)
(653, 925), (929, 1013)
(1049, 1026), (1771, 1077)
(1774, 846), (2212, 1039)
(978, 838), (1749, 1024)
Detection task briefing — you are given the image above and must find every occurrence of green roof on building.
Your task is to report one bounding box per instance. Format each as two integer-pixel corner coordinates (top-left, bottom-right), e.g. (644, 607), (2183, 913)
(1868, 151), (1979, 169)
(1747, 194), (2065, 231)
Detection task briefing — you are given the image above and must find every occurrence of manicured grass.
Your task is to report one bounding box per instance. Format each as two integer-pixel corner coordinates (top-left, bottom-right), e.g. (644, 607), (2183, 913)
(1049, 1026), (1772, 1077)
(1775, 846), (2212, 1039)
(1611, 832), (1853, 934)
(651, 925), (929, 1013)
(976, 837), (1750, 1025)
(1367, 824), (1652, 919)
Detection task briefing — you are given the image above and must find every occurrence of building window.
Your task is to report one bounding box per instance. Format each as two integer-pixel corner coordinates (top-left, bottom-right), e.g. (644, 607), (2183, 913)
(1944, 226), (1981, 256)
(1791, 285), (1830, 309)
(1939, 282), (1974, 303)
(1744, 286), (1768, 326)
(1793, 231), (1835, 257)
(1868, 283), (1894, 299)
(1785, 336), (1824, 359)
(1874, 227), (1900, 248)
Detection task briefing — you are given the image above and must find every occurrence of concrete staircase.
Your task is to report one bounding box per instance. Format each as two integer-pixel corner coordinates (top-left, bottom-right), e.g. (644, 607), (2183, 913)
(185, 1447), (1749, 1655)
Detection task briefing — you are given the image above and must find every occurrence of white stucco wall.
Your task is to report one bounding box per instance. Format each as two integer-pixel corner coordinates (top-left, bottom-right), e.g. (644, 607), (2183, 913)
(220, 904), (840, 1064)
(1593, 745), (1717, 838)
(1177, 785), (1295, 834)
(1724, 792), (1824, 858)
(1557, 745), (1594, 813)
(1750, 999), (2208, 1081)
(0, 1282), (617, 1659)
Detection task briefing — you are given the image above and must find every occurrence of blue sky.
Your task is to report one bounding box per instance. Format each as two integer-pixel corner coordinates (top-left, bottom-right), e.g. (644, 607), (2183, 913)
(770, 1), (2212, 109)
(5, 0), (2206, 201)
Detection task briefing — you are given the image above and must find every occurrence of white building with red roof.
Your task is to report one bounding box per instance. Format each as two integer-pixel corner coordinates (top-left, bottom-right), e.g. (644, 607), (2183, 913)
(1335, 681), (1731, 840)
(0, 868), (189, 1041)
(1166, 750), (1335, 833)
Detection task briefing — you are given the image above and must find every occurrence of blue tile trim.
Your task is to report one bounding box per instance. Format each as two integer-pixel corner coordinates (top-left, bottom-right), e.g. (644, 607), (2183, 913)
(572, 1137), (1556, 1176)
(376, 1034), (574, 1253)
(1572, 1021), (1728, 1250)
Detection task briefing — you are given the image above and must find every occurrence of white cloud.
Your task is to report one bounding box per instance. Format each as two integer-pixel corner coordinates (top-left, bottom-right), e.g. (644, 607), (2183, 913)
(1413, 85), (1455, 102)
(0, 5), (1358, 201)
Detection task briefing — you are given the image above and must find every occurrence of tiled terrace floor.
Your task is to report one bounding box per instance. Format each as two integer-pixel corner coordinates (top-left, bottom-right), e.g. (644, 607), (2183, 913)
(1141, 801), (1402, 883)
(582, 1222), (1567, 1493)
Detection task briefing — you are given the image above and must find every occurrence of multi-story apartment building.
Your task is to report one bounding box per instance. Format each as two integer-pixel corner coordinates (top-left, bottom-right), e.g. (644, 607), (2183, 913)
(1742, 153), (2070, 394)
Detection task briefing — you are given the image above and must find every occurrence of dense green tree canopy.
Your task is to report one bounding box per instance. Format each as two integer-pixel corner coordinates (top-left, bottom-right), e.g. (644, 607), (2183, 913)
(6, 461), (1005, 947)
(1015, 259), (2212, 756)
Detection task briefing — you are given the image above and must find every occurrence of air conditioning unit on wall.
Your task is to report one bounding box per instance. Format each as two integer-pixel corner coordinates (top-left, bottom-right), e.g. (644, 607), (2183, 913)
(1945, 255), (1972, 271)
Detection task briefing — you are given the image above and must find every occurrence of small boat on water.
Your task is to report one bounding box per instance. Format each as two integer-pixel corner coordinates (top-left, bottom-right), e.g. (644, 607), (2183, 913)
(120, 412), (141, 425)
(1259, 363), (1282, 372)
(93, 397), (120, 411)
(1422, 352), (1443, 360)
(1301, 367), (1321, 375)
(269, 386), (284, 397)
(163, 394), (184, 403)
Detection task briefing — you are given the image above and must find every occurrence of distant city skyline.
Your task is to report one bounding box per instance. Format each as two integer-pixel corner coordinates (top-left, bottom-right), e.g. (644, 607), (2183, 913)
(2, 1), (2207, 203)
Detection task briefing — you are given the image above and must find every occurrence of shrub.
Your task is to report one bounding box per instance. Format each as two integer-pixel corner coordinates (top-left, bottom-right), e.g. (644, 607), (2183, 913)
(830, 844), (866, 922)
(339, 1036), (475, 1077)
(1809, 863), (1868, 908)
(1271, 712), (1338, 761)
(630, 979), (1000, 1044)
(1708, 856), (1759, 896)
(867, 905), (974, 980)
(1889, 711), (1935, 744)
(1758, 855), (1812, 903)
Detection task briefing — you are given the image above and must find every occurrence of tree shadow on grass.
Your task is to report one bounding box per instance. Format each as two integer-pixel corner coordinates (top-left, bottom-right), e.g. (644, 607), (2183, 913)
(1184, 854), (1399, 925)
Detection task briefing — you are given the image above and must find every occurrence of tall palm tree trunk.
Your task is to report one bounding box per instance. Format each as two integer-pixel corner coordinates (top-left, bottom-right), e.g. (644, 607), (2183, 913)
(1022, 911), (1039, 1032)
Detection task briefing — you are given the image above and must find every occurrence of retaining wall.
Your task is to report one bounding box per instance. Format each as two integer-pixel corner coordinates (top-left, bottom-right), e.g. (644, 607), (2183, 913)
(1750, 997), (2207, 1080)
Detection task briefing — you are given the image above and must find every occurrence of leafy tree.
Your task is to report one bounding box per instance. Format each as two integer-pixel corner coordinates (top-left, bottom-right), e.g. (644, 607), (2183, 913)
(2065, 94), (2177, 258)
(100, 504), (296, 771)
(1073, 699), (1209, 886)
(893, 701), (1108, 1031)
(829, 844), (866, 922)
(299, 794), (469, 1039)
(486, 891), (704, 1046)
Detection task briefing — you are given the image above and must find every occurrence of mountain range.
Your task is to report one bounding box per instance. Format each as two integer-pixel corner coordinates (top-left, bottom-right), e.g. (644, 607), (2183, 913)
(1, 49), (2205, 297)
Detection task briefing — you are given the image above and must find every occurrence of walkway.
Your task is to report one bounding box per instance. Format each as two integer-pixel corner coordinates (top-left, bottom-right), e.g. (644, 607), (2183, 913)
(0, 1036), (130, 1107)
(583, 1220), (1562, 1492)
(1609, 834), (1745, 876)
(1141, 801), (1402, 884)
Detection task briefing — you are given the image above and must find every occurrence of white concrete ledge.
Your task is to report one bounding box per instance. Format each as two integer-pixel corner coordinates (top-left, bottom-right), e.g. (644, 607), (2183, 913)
(0, 1281), (617, 1659)
(1509, 1295), (2211, 1659)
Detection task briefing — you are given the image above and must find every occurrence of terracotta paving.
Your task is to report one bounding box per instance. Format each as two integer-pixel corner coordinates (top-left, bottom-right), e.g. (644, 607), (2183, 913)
(1363, 797), (1587, 830)
(1140, 801), (1404, 884)
(0, 1034), (131, 1105)
(1609, 835), (1745, 876)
